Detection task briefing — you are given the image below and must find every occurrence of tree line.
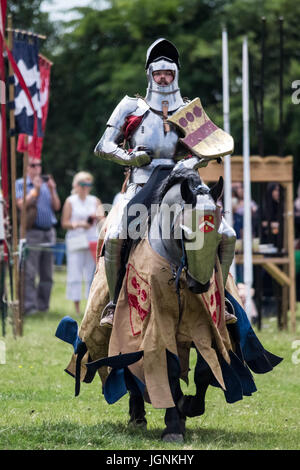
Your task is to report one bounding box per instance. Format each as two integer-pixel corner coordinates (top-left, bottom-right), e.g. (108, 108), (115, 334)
(7, 0), (300, 236)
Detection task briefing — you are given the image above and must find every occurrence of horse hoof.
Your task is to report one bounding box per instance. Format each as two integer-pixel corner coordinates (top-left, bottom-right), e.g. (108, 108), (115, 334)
(128, 418), (147, 429)
(162, 433), (184, 443)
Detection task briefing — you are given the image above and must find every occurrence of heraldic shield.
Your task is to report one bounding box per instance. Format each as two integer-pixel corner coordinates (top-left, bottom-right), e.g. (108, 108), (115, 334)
(168, 97), (234, 159)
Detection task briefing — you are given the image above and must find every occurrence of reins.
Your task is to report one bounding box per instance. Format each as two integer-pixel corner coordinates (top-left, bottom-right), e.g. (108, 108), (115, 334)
(174, 207), (187, 320)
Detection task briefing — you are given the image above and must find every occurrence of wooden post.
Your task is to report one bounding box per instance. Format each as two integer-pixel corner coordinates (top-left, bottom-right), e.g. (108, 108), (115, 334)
(285, 181), (296, 332)
(7, 15), (21, 336)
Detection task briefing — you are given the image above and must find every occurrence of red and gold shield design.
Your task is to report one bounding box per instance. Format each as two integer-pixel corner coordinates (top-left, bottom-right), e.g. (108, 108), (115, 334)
(126, 263), (151, 336)
(167, 97), (234, 159)
(201, 278), (222, 327)
(199, 214), (215, 233)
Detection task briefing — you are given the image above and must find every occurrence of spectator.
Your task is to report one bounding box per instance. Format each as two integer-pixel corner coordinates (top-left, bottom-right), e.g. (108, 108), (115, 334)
(237, 283), (258, 324)
(61, 171), (105, 315)
(232, 182), (258, 239)
(112, 168), (131, 206)
(294, 182), (300, 241)
(15, 157), (61, 315)
(231, 182), (258, 282)
(112, 191), (124, 207)
(294, 182), (300, 301)
(261, 182), (283, 249)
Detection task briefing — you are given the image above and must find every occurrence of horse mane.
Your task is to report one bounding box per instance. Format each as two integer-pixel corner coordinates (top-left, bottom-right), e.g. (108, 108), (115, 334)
(131, 167), (203, 247)
(152, 167), (202, 205)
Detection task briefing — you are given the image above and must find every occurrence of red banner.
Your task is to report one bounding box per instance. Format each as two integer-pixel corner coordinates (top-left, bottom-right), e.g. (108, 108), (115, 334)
(17, 55), (52, 159)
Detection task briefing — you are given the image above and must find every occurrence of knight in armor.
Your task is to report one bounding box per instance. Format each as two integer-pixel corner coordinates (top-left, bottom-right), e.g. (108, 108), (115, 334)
(95, 38), (236, 327)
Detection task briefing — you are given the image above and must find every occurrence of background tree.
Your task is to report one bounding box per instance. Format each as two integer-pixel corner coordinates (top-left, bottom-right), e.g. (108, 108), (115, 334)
(8, 0), (58, 47)
(8, 0), (300, 236)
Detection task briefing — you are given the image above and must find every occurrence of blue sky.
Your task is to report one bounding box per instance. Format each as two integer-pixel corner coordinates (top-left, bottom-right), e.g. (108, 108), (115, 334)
(41, 0), (106, 22)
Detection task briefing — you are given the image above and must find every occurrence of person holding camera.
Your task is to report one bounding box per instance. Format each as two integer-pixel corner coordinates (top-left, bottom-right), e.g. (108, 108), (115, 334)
(61, 171), (105, 315)
(15, 157), (61, 315)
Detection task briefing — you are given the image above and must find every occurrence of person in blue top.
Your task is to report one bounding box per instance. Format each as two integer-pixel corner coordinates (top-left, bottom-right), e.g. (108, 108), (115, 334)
(15, 157), (61, 315)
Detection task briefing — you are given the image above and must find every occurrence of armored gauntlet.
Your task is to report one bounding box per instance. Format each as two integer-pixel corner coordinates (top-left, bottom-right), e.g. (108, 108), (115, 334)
(95, 126), (151, 167)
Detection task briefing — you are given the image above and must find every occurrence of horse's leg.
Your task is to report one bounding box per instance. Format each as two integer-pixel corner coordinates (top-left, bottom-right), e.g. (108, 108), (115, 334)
(128, 392), (147, 428)
(124, 368), (147, 428)
(178, 349), (212, 417)
(161, 351), (186, 442)
(162, 407), (185, 443)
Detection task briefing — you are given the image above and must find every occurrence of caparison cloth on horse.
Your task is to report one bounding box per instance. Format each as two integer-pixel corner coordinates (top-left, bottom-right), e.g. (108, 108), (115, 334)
(65, 234), (243, 409)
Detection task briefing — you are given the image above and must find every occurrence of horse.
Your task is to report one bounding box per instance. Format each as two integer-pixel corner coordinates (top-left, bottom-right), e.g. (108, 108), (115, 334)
(56, 163), (282, 443)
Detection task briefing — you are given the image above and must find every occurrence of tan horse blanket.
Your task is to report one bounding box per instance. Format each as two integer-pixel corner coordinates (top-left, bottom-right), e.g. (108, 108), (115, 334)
(64, 236), (248, 408)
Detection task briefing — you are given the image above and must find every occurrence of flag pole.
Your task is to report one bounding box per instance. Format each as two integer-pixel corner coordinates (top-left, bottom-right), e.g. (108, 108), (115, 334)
(6, 27), (46, 40)
(242, 36), (253, 319)
(6, 21), (47, 333)
(7, 15), (22, 336)
(222, 27), (236, 279)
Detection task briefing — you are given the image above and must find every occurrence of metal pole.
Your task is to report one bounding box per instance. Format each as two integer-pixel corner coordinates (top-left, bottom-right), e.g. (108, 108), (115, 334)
(222, 28), (232, 225)
(278, 17), (284, 157)
(20, 136), (28, 240)
(19, 136), (28, 320)
(242, 37), (253, 319)
(222, 27), (236, 279)
(260, 17), (266, 157)
(256, 16), (267, 329)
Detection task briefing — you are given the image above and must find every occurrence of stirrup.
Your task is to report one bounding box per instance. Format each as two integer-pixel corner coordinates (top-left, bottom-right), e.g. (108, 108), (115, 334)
(100, 301), (116, 328)
(225, 311), (238, 324)
(224, 298), (238, 324)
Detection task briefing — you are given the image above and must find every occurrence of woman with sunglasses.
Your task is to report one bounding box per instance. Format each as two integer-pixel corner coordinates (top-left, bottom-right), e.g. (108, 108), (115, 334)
(61, 171), (105, 315)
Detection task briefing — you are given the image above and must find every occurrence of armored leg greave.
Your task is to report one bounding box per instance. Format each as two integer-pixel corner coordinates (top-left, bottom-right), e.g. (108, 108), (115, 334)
(104, 235), (124, 304)
(218, 217), (236, 286)
(103, 183), (142, 309)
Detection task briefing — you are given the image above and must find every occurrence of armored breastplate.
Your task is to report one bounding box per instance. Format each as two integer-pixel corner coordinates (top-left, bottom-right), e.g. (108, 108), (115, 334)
(130, 109), (179, 158)
(129, 109), (180, 184)
(95, 95), (188, 185)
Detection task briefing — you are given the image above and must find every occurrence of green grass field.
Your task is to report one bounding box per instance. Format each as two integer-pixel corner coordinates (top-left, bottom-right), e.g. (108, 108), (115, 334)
(0, 267), (300, 450)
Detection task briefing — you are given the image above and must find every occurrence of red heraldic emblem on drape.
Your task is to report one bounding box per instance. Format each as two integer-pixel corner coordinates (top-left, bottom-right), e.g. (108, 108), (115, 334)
(201, 278), (222, 327)
(17, 55), (52, 159)
(126, 263), (151, 336)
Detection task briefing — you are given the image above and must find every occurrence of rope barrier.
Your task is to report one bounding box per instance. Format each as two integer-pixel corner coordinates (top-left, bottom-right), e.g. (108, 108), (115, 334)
(3, 240), (67, 256)
(24, 243), (65, 253)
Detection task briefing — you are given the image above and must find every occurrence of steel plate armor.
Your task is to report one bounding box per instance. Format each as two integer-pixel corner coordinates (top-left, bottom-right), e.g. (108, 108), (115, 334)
(95, 95), (186, 185)
(94, 38), (236, 321)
